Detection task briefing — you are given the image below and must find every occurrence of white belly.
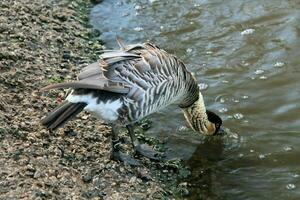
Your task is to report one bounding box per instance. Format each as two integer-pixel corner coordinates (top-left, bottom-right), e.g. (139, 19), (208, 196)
(66, 93), (123, 122)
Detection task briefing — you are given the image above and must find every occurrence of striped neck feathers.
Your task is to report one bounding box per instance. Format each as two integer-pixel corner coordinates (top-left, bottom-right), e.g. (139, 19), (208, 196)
(182, 92), (216, 135)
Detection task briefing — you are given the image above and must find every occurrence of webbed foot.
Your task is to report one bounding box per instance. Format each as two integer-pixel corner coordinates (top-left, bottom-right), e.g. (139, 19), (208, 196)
(135, 143), (161, 161)
(111, 150), (141, 166)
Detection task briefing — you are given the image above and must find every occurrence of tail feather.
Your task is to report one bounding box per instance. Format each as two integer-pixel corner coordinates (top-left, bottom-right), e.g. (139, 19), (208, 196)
(41, 101), (87, 130)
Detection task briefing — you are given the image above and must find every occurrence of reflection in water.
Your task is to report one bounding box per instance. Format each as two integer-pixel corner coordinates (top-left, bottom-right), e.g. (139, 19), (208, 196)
(185, 137), (225, 199)
(90, 0), (300, 199)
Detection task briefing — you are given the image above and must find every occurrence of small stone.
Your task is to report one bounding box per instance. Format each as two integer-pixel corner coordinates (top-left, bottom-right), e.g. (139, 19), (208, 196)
(178, 126), (188, 131)
(62, 52), (71, 60)
(64, 129), (77, 137)
(259, 75), (267, 80)
(255, 69), (264, 75)
(54, 13), (68, 22)
(292, 174), (299, 178)
(133, 27), (144, 32)
(286, 183), (296, 190)
(90, 0), (104, 4)
(274, 62), (285, 67)
(198, 83), (208, 90)
(233, 113), (244, 120)
(134, 5), (142, 10)
(179, 182), (188, 187)
(129, 176), (137, 183)
(218, 108), (228, 113)
(34, 170), (42, 179)
(186, 48), (193, 53)
(284, 146), (293, 152)
(258, 154), (266, 159)
(241, 28), (255, 35)
(138, 171), (152, 182)
(140, 122), (151, 130)
(82, 169), (93, 183)
(81, 115), (89, 120)
(180, 188), (189, 196)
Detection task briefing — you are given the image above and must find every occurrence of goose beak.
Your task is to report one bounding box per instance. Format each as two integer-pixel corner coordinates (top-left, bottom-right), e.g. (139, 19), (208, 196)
(215, 127), (226, 136)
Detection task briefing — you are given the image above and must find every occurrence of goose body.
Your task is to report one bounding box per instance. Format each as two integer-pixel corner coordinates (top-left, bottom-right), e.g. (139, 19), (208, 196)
(41, 40), (222, 164)
(42, 42), (199, 125)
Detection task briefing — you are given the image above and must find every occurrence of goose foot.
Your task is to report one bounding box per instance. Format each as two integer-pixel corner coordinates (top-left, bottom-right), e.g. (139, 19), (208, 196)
(111, 125), (141, 166)
(135, 143), (161, 160)
(127, 124), (162, 161)
(111, 150), (141, 166)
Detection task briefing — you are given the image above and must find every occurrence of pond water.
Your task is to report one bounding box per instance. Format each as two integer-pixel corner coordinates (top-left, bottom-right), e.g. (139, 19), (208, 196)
(90, 0), (300, 199)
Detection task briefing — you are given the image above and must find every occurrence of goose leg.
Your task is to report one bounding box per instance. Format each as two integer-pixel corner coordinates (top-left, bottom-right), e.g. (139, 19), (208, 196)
(127, 124), (161, 160)
(110, 125), (141, 166)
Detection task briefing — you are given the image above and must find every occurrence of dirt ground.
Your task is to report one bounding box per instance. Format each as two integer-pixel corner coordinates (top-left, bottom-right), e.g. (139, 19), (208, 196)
(0, 0), (190, 199)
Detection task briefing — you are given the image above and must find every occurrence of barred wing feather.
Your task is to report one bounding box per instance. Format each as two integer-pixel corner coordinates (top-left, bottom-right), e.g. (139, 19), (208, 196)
(41, 42), (191, 109)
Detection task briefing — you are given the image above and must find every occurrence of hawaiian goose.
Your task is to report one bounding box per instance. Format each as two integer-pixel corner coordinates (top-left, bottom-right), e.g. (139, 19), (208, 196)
(41, 39), (223, 165)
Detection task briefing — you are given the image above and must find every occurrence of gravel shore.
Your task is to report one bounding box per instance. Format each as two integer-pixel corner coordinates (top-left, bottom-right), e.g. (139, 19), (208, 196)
(0, 0), (190, 199)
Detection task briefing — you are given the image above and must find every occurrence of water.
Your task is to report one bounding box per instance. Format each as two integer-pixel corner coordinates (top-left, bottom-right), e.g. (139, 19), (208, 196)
(90, 0), (300, 199)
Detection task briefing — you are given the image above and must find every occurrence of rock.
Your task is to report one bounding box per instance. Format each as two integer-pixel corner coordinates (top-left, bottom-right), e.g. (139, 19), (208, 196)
(53, 13), (68, 22)
(64, 129), (77, 137)
(90, 0), (103, 4)
(82, 169), (93, 183)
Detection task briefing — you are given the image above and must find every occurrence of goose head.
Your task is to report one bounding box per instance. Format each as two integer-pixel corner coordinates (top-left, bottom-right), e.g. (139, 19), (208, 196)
(182, 93), (223, 135)
(206, 110), (223, 135)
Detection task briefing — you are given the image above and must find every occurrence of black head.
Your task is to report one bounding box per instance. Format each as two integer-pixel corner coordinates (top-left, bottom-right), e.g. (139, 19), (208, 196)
(206, 110), (223, 135)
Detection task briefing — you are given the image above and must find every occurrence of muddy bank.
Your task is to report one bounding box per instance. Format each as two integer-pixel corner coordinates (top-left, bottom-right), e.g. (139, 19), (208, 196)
(0, 0), (188, 199)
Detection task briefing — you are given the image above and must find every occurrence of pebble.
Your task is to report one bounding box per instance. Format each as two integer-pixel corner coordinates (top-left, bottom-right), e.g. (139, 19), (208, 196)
(186, 48), (193, 53)
(178, 126), (188, 132)
(198, 83), (208, 90)
(33, 170), (42, 179)
(274, 62), (285, 67)
(129, 176), (137, 183)
(133, 27), (144, 32)
(180, 188), (189, 196)
(255, 69), (264, 75)
(292, 174), (299, 178)
(218, 108), (228, 113)
(219, 98), (226, 103)
(241, 28), (255, 35)
(286, 183), (296, 190)
(233, 113), (244, 120)
(284, 146), (293, 152)
(134, 5), (142, 10)
(258, 154), (266, 159)
(259, 76), (267, 80)
(149, 0), (158, 3)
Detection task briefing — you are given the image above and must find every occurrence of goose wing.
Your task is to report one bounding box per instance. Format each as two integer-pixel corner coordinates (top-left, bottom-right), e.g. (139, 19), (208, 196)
(41, 41), (186, 102)
(100, 42), (187, 102)
(40, 61), (130, 93)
